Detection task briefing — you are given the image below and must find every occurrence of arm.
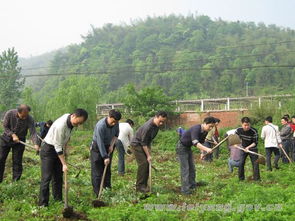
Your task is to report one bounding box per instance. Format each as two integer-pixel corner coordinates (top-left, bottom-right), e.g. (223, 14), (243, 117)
(245, 129), (258, 150)
(108, 136), (118, 155)
(261, 127), (266, 140)
(29, 118), (40, 150)
(196, 142), (213, 153)
(3, 111), (19, 142)
(142, 145), (152, 163)
(95, 127), (109, 160)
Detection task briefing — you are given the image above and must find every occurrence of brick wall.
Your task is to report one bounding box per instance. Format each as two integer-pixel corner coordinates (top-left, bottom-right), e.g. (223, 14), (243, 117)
(167, 110), (249, 129)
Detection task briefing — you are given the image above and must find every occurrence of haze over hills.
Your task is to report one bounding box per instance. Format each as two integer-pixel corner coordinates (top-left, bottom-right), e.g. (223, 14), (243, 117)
(19, 14), (295, 103)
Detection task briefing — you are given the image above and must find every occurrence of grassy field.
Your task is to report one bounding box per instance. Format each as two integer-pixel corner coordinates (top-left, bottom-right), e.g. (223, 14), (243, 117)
(0, 129), (295, 221)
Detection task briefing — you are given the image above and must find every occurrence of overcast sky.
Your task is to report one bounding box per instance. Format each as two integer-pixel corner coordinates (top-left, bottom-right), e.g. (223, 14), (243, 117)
(1, 0), (294, 58)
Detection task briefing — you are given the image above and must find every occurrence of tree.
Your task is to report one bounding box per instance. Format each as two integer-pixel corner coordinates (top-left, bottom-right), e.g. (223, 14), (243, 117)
(123, 84), (176, 121)
(0, 48), (24, 111)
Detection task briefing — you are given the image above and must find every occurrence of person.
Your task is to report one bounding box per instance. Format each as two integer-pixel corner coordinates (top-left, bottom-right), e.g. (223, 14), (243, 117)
(213, 118), (221, 159)
(176, 117), (215, 195)
(202, 118), (220, 161)
(261, 116), (281, 171)
(235, 117), (260, 181)
(291, 116), (295, 161)
(227, 136), (242, 173)
(0, 104), (40, 183)
(39, 108), (88, 207)
(131, 111), (168, 193)
(280, 116), (293, 163)
(90, 109), (121, 196)
(116, 119), (134, 176)
(176, 127), (186, 139)
(36, 120), (53, 139)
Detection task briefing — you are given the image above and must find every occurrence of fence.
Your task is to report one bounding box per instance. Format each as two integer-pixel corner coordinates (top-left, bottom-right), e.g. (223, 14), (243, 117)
(96, 94), (294, 116)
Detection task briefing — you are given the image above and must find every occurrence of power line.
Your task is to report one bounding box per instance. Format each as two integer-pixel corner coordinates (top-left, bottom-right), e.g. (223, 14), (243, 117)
(1, 64), (294, 79)
(20, 39), (295, 72)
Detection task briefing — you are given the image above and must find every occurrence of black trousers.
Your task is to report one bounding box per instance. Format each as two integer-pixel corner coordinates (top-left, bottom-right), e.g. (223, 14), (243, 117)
(239, 148), (260, 181)
(39, 142), (63, 206)
(0, 138), (25, 183)
(265, 147), (280, 170)
(90, 146), (113, 196)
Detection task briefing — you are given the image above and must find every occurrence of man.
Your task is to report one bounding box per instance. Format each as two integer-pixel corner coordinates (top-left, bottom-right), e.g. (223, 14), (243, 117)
(261, 116), (281, 170)
(0, 104), (39, 183)
(39, 108), (88, 207)
(90, 109), (121, 196)
(203, 118), (221, 161)
(116, 119), (134, 175)
(131, 111), (168, 193)
(291, 116), (295, 161)
(176, 127), (186, 139)
(280, 116), (293, 163)
(235, 117), (260, 181)
(36, 120), (53, 139)
(176, 117), (215, 195)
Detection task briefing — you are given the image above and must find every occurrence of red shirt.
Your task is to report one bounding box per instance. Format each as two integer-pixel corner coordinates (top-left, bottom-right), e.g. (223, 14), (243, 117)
(289, 123), (295, 131)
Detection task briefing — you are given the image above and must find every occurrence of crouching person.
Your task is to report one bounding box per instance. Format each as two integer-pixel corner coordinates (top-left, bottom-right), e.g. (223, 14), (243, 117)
(39, 108), (88, 207)
(176, 117), (215, 195)
(131, 111), (168, 193)
(90, 109), (121, 196)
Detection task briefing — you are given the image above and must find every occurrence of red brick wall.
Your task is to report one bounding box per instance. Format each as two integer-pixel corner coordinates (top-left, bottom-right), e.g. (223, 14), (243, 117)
(167, 110), (249, 128)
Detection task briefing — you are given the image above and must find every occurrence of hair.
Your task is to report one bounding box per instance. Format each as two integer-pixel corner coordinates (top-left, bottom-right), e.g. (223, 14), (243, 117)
(292, 115), (295, 119)
(214, 118), (221, 123)
(241, 117), (251, 124)
(203, 116), (216, 124)
(126, 119), (134, 126)
(265, 116), (273, 123)
(155, 111), (168, 118)
(73, 108), (88, 121)
(281, 116), (289, 122)
(46, 120), (53, 126)
(17, 104), (31, 113)
(283, 114), (290, 119)
(109, 109), (122, 121)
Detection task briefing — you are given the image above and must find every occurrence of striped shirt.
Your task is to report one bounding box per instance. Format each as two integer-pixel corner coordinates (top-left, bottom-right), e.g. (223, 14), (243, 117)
(235, 127), (258, 148)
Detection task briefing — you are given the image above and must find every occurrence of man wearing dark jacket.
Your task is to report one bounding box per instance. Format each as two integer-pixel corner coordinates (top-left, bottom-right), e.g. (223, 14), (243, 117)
(90, 109), (121, 196)
(280, 117), (293, 163)
(176, 117), (214, 195)
(131, 111), (168, 193)
(0, 104), (39, 183)
(235, 117), (260, 181)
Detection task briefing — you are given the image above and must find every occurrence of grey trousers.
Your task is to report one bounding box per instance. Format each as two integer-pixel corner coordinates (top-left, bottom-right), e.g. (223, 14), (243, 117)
(176, 141), (196, 193)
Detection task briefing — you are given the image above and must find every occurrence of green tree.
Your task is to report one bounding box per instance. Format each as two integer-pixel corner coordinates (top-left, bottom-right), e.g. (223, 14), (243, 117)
(0, 48), (24, 111)
(123, 84), (176, 121)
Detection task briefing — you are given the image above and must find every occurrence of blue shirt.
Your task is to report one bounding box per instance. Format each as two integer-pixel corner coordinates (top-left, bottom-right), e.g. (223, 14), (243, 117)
(92, 117), (119, 159)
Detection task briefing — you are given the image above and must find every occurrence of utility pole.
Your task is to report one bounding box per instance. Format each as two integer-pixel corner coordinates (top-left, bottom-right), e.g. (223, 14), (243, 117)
(246, 82), (249, 97)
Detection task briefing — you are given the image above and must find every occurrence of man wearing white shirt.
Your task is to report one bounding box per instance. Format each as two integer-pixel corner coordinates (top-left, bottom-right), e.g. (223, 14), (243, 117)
(261, 116), (282, 171)
(39, 109), (88, 207)
(116, 119), (134, 175)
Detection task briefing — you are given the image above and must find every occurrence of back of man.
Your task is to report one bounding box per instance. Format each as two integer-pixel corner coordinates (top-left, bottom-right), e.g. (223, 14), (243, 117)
(0, 105), (39, 183)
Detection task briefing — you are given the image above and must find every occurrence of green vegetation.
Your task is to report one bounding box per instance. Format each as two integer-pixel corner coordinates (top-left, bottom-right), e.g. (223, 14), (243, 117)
(0, 129), (295, 220)
(0, 48), (24, 112)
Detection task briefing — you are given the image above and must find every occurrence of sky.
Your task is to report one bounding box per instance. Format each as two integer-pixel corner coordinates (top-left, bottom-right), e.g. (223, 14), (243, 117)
(1, 0), (295, 58)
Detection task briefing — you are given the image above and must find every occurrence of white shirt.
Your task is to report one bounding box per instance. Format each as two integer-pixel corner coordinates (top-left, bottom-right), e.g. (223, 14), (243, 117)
(261, 123), (282, 148)
(226, 129), (237, 136)
(44, 114), (72, 154)
(118, 122), (134, 152)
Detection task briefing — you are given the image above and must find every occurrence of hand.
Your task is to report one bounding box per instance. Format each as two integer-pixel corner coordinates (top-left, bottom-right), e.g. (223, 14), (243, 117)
(205, 148), (213, 154)
(245, 147), (250, 152)
(34, 145), (40, 152)
(62, 164), (68, 172)
(12, 134), (20, 143)
(108, 146), (114, 154)
(214, 141), (218, 145)
(279, 144), (283, 149)
(147, 155), (152, 163)
(200, 154), (205, 160)
(104, 158), (110, 165)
